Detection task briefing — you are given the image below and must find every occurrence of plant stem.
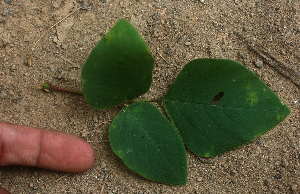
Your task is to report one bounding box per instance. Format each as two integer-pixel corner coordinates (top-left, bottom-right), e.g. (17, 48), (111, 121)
(129, 96), (164, 103)
(41, 82), (83, 95)
(41, 82), (164, 103)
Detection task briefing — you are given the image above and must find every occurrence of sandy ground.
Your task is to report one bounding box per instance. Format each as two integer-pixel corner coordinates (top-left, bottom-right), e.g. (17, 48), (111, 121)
(0, 0), (299, 193)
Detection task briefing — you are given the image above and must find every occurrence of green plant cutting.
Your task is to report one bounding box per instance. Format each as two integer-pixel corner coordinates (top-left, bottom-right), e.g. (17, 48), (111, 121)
(44, 18), (291, 185)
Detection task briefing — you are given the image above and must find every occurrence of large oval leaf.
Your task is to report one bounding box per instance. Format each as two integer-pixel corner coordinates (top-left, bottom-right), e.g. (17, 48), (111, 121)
(82, 18), (155, 109)
(109, 103), (187, 185)
(163, 58), (290, 157)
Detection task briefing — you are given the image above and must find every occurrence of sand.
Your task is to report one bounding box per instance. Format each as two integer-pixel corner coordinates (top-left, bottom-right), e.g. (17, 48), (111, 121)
(0, 0), (299, 193)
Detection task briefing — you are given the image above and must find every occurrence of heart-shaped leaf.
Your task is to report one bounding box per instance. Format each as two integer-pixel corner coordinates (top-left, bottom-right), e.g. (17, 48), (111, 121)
(82, 18), (155, 109)
(109, 103), (187, 185)
(163, 58), (290, 157)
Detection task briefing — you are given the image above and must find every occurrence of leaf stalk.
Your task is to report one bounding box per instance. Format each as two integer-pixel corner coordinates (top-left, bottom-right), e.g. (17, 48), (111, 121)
(41, 82), (83, 95)
(129, 96), (163, 103)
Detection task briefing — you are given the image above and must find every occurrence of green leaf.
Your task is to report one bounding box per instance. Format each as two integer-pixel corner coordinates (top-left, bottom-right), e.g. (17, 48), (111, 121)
(82, 18), (154, 109)
(109, 103), (187, 185)
(163, 58), (290, 157)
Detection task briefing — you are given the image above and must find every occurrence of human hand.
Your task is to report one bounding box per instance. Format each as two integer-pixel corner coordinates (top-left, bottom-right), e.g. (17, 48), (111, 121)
(0, 122), (95, 194)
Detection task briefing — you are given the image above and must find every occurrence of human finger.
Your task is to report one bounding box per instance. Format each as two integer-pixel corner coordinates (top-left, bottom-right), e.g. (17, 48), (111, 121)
(0, 187), (11, 194)
(0, 122), (95, 173)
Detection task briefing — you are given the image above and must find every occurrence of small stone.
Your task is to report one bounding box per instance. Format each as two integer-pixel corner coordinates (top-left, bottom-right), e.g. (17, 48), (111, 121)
(185, 42), (191, 46)
(208, 174), (214, 180)
(101, 0), (106, 3)
(152, 13), (158, 20)
(282, 30), (292, 40)
(281, 159), (287, 167)
(11, 65), (17, 72)
(81, 4), (90, 10)
(0, 90), (8, 99)
(0, 39), (6, 48)
(29, 182), (34, 188)
(230, 170), (237, 176)
(0, 18), (6, 23)
(93, 116), (99, 126)
(200, 0), (205, 4)
(197, 177), (203, 182)
(172, 20), (179, 29)
(13, 96), (22, 103)
(255, 59), (263, 68)
(175, 8), (181, 13)
(4, 0), (11, 4)
(199, 158), (213, 164)
(61, 44), (68, 50)
(93, 116), (99, 123)
(291, 184), (298, 191)
(153, 31), (161, 37)
(274, 173), (282, 179)
(256, 146), (262, 154)
(264, 178), (272, 186)
(2, 8), (12, 16)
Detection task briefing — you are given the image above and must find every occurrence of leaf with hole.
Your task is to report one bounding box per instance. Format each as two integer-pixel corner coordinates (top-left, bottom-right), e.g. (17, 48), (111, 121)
(163, 58), (290, 157)
(109, 103), (187, 185)
(82, 18), (155, 109)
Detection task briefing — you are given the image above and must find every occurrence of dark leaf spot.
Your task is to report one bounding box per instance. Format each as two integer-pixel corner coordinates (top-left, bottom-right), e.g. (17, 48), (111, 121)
(210, 92), (224, 106)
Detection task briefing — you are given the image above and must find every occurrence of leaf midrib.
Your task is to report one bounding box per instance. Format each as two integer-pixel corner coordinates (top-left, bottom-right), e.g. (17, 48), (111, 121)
(163, 100), (289, 113)
(127, 108), (183, 181)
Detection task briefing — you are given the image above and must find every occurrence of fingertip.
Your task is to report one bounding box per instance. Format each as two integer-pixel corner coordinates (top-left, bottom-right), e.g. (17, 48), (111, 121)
(0, 122), (95, 173)
(67, 137), (95, 173)
(37, 130), (95, 173)
(0, 187), (11, 194)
